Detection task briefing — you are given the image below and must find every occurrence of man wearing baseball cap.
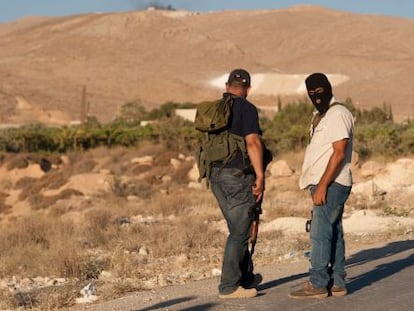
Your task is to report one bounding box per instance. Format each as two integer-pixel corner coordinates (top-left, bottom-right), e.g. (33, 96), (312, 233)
(209, 68), (264, 299)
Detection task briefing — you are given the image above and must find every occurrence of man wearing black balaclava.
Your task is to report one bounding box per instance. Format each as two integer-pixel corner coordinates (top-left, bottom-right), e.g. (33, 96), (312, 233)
(290, 73), (354, 299)
(305, 72), (333, 114)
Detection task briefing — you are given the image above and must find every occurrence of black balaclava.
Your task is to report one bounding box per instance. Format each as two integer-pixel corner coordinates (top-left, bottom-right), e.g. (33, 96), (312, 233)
(305, 73), (333, 114)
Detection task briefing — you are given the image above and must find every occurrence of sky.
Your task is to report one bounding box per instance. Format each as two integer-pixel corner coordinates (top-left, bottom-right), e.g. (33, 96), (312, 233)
(1, 0), (413, 23)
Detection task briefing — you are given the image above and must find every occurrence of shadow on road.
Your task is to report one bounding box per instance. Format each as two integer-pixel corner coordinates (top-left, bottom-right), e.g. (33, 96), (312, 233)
(348, 253), (414, 294)
(180, 303), (218, 310)
(135, 240), (414, 309)
(258, 272), (309, 291)
(346, 240), (414, 294)
(258, 239), (414, 293)
(346, 239), (414, 267)
(134, 296), (197, 311)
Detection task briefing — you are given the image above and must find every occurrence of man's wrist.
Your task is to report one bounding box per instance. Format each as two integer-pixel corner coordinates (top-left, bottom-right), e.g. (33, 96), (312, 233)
(255, 174), (264, 181)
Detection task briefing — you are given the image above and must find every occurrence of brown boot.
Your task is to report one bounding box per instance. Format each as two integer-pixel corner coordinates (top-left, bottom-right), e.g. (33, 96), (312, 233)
(330, 285), (348, 297)
(289, 281), (328, 299)
(219, 286), (258, 299)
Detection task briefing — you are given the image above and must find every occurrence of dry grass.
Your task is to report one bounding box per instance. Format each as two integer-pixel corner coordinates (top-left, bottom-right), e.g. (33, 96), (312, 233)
(4, 153), (61, 172)
(7, 192), (224, 304)
(99, 144), (165, 177)
(145, 218), (223, 258)
(0, 148), (298, 311)
(277, 150), (306, 173)
(0, 152), (6, 164)
(29, 189), (83, 210)
(16, 170), (69, 201)
(154, 150), (181, 167)
(0, 216), (78, 277)
(98, 280), (141, 300)
(0, 180), (304, 307)
(0, 289), (15, 310)
(6, 154), (30, 170)
(171, 160), (195, 184)
(263, 187), (310, 220)
(68, 157), (97, 176)
(1, 146), (411, 310)
(6, 282), (81, 310)
(147, 192), (199, 216)
(0, 214), (108, 281)
(0, 192), (12, 214)
(111, 176), (155, 199)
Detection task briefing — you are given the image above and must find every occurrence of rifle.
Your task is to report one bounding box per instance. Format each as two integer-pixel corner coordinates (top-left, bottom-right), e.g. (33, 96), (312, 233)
(248, 201), (262, 257)
(248, 143), (271, 256)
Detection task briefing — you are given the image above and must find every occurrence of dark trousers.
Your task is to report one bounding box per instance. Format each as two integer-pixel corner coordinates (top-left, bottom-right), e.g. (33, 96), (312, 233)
(210, 166), (256, 294)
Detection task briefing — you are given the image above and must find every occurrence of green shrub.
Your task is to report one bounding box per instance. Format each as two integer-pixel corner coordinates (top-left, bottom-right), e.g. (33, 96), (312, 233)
(0, 99), (412, 159)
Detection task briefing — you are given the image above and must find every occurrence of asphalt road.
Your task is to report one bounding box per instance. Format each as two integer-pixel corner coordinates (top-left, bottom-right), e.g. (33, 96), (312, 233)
(76, 239), (414, 311)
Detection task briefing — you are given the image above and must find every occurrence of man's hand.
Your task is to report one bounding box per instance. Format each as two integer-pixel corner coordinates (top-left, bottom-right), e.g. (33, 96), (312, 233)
(312, 184), (327, 205)
(313, 138), (348, 206)
(252, 177), (264, 202)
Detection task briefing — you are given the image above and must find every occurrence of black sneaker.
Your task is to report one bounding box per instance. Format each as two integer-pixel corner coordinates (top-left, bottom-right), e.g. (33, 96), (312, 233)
(243, 273), (263, 289)
(289, 281), (328, 299)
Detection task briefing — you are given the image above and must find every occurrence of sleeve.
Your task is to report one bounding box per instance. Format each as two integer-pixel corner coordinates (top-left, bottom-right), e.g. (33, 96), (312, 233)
(241, 102), (261, 137)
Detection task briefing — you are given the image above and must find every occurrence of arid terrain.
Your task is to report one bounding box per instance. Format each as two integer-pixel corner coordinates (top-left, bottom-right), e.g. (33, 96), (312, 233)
(0, 5), (414, 310)
(0, 145), (413, 309)
(0, 5), (414, 124)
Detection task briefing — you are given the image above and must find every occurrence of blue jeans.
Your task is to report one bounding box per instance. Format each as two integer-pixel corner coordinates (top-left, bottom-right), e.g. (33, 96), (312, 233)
(210, 166), (257, 294)
(309, 182), (351, 289)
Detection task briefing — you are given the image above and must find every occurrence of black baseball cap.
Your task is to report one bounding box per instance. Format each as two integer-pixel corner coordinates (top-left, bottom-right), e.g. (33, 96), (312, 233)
(227, 68), (251, 87)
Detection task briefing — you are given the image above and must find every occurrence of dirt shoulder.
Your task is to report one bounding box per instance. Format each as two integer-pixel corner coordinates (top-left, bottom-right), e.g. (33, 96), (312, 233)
(74, 236), (414, 311)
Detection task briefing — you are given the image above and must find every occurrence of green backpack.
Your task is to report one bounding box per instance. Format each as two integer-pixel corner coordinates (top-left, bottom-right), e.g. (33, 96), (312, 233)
(194, 96), (247, 180)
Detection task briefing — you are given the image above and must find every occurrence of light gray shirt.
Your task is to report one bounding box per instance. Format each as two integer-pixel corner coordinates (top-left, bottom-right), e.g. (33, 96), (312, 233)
(299, 99), (354, 189)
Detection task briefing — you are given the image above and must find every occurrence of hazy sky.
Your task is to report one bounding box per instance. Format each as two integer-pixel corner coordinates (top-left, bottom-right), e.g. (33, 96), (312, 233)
(1, 0), (413, 23)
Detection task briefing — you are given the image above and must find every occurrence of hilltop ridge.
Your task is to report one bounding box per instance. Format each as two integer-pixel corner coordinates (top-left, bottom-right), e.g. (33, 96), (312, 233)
(0, 5), (413, 124)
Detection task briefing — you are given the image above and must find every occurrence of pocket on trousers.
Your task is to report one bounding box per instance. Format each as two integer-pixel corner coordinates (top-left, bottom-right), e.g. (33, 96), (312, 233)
(220, 170), (255, 209)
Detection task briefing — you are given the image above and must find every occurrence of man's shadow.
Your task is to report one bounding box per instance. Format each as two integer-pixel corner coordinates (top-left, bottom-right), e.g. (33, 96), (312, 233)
(134, 297), (218, 311)
(346, 240), (414, 294)
(346, 239), (414, 267)
(258, 272), (309, 291)
(259, 239), (414, 293)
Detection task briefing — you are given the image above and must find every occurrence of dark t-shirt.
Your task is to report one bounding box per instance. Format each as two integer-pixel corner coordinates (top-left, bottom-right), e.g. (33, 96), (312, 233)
(222, 92), (262, 168)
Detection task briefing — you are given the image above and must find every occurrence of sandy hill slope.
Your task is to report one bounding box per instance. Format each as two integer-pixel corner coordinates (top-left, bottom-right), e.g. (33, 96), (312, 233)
(0, 5), (413, 124)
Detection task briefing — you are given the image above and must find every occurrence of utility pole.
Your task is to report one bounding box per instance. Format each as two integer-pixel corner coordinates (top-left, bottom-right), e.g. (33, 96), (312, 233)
(80, 85), (89, 123)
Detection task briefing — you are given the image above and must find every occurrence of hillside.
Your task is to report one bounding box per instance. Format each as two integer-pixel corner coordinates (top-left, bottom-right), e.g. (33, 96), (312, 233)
(0, 145), (413, 308)
(0, 5), (413, 124)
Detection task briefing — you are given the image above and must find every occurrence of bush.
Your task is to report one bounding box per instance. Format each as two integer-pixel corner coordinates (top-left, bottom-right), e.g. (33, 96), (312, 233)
(0, 99), (413, 159)
(261, 98), (414, 159)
